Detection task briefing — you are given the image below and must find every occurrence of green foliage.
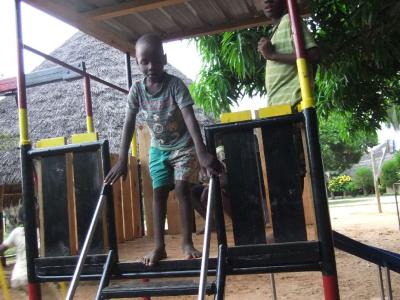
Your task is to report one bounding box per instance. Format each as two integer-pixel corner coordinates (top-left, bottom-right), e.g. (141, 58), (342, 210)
(319, 112), (377, 173)
(380, 158), (400, 188)
(353, 167), (373, 195)
(328, 175), (352, 193)
(192, 0), (400, 129)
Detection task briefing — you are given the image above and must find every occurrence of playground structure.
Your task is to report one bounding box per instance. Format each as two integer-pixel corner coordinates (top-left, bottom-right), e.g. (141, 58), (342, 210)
(3, 0), (400, 299)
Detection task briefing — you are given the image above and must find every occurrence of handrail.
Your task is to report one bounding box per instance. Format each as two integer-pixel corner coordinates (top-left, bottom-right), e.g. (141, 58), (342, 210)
(198, 177), (215, 300)
(333, 230), (400, 273)
(66, 184), (107, 300)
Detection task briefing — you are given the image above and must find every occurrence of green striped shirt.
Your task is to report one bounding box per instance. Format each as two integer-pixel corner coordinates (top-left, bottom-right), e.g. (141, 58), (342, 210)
(265, 14), (316, 107)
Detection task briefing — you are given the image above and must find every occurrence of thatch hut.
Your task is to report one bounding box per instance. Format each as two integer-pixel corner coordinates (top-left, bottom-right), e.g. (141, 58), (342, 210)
(0, 32), (213, 209)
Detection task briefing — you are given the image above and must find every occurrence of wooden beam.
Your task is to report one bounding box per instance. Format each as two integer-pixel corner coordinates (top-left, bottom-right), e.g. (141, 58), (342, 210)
(162, 16), (272, 42)
(85, 0), (188, 21)
(24, 0), (135, 54)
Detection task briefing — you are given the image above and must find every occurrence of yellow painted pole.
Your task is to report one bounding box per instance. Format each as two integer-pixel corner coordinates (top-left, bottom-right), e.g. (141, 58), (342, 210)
(130, 131), (137, 157)
(0, 262), (12, 300)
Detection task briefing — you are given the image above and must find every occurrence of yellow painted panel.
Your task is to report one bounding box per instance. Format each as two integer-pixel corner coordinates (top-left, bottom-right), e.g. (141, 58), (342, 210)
(220, 110), (252, 124)
(130, 130), (137, 157)
(258, 104), (292, 119)
(71, 132), (98, 144)
(36, 137), (66, 148)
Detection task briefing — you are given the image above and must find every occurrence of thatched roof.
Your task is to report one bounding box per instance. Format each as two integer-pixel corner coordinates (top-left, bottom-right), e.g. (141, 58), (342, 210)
(0, 32), (214, 185)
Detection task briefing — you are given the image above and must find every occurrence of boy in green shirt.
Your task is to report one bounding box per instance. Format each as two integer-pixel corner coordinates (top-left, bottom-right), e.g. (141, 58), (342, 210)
(257, 0), (320, 107)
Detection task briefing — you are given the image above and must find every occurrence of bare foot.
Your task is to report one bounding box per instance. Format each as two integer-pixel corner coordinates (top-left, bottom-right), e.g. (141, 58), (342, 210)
(182, 243), (201, 259)
(141, 247), (167, 266)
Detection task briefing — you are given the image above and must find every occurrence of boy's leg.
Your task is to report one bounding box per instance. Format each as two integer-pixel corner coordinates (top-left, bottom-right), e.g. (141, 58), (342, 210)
(143, 147), (173, 266)
(175, 180), (201, 258)
(142, 185), (169, 266)
(169, 144), (201, 258)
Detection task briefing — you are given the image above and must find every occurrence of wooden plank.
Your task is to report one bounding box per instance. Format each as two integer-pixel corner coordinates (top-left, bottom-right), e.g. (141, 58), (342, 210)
(85, 0), (187, 21)
(255, 129), (272, 227)
(129, 157), (143, 237)
(38, 156), (71, 257)
(223, 130), (267, 245)
(137, 125), (154, 237)
(166, 191), (181, 235)
(0, 185), (4, 248)
(66, 153), (78, 255)
(73, 151), (104, 253)
(261, 124), (307, 243)
(111, 154), (124, 243)
(121, 168), (134, 241)
(24, 0), (134, 54)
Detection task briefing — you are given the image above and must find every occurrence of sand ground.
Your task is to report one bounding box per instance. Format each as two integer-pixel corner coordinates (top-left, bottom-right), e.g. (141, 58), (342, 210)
(2, 195), (400, 299)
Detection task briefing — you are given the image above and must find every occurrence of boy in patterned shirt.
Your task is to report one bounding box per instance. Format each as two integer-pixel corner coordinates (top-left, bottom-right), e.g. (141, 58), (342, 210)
(105, 33), (221, 266)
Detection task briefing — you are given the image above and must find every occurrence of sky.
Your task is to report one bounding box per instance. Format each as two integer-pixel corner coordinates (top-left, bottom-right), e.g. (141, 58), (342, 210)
(0, 1), (398, 147)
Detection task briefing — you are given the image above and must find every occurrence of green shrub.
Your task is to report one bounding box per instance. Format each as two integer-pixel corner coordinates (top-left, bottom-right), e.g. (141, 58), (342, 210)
(353, 167), (374, 195)
(328, 175), (352, 194)
(344, 181), (360, 197)
(381, 159), (400, 188)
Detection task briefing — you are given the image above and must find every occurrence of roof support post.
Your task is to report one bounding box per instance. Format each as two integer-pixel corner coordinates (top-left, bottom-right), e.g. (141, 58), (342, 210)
(82, 62), (95, 133)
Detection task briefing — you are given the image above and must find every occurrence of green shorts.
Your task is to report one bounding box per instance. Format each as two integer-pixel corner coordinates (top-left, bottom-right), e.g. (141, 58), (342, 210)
(149, 145), (199, 190)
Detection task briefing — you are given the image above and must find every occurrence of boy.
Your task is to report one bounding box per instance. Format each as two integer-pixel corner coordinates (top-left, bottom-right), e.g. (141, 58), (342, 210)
(104, 33), (221, 266)
(257, 0), (320, 190)
(257, 0), (320, 108)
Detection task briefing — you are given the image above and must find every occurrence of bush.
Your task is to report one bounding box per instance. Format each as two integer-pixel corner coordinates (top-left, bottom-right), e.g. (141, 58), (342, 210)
(344, 181), (360, 197)
(353, 167), (374, 195)
(381, 159), (400, 188)
(328, 175), (352, 195)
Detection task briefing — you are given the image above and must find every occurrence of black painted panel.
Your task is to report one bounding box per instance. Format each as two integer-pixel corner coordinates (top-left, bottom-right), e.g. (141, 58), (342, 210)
(262, 124), (307, 242)
(73, 151), (104, 253)
(41, 156), (70, 256)
(223, 130), (266, 245)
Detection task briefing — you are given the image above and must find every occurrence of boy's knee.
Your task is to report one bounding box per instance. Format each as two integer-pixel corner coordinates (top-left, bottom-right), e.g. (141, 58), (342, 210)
(175, 180), (191, 199)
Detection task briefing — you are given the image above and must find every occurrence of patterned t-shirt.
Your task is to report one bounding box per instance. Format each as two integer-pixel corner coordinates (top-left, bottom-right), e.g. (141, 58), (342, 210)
(127, 73), (194, 150)
(265, 14), (317, 107)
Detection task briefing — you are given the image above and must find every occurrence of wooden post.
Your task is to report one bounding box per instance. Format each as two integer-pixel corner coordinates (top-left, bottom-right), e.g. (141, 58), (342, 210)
(129, 157), (143, 237)
(111, 154), (124, 242)
(138, 126), (154, 237)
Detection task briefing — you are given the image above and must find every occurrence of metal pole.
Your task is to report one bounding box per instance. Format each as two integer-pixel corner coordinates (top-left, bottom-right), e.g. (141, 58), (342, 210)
(82, 62), (94, 133)
(377, 266), (385, 300)
(198, 177), (215, 300)
(66, 188), (106, 300)
(23, 44), (128, 94)
(14, 0), (41, 299)
(385, 267), (393, 300)
(285, 0), (340, 298)
(393, 183), (400, 230)
(270, 274), (277, 300)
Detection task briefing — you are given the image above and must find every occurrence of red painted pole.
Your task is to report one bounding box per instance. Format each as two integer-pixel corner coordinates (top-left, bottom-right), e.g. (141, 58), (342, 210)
(286, 1), (340, 299)
(14, 1), (41, 299)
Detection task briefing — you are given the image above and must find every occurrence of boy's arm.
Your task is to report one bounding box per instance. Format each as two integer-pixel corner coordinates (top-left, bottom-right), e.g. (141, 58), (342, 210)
(258, 37), (320, 65)
(0, 244), (9, 253)
(181, 106), (221, 175)
(104, 110), (137, 185)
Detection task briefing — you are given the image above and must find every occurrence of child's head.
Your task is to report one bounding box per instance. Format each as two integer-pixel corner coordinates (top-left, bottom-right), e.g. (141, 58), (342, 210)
(260, 0), (286, 20)
(135, 33), (167, 81)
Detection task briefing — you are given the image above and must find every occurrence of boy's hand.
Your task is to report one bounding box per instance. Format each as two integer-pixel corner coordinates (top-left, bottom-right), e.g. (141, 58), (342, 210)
(197, 150), (223, 176)
(258, 37), (275, 60)
(104, 157), (128, 185)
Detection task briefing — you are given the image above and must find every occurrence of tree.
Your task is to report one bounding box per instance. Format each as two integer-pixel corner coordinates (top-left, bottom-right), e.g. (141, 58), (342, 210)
(191, 0), (400, 132)
(319, 113), (378, 173)
(353, 167), (374, 195)
(380, 158), (400, 189)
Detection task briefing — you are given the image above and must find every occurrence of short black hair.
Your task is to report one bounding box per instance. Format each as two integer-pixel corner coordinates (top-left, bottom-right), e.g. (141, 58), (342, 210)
(136, 33), (164, 53)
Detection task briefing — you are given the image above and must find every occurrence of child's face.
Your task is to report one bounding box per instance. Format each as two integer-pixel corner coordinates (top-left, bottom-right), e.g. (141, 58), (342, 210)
(136, 43), (166, 81)
(260, 0), (285, 20)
